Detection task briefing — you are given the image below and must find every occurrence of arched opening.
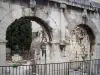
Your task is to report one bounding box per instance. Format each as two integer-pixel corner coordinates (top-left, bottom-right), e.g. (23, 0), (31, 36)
(70, 24), (95, 61)
(78, 24), (95, 57)
(6, 16), (52, 62)
(20, 16), (52, 41)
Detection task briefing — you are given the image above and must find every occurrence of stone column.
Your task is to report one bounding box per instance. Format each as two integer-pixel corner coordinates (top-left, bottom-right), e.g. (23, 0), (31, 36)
(0, 40), (6, 66)
(95, 34), (100, 59)
(92, 33), (100, 74)
(60, 8), (66, 41)
(51, 42), (62, 63)
(60, 3), (68, 42)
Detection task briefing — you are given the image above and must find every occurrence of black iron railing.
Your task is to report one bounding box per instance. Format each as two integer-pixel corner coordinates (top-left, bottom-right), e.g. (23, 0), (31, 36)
(0, 59), (100, 75)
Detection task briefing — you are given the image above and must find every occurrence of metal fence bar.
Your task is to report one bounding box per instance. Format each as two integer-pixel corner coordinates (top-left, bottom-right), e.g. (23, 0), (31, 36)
(52, 64), (53, 75)
(68, 62), (69, 75)
(0, 59), (100, 75)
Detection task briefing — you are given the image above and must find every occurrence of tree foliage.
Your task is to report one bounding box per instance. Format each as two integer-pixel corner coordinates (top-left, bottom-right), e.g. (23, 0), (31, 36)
(6, 19), (32, 53)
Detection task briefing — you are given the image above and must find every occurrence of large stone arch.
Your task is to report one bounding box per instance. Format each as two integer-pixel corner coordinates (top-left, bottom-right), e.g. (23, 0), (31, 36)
(2, 16), (52, 41)
(5, 16), (52, 61)
(19, 16), (52, 41)
(0, 6), (52, 41)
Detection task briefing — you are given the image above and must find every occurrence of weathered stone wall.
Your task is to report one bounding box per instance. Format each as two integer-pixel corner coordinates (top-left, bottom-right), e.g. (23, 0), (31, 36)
(0, 1), (100, 65)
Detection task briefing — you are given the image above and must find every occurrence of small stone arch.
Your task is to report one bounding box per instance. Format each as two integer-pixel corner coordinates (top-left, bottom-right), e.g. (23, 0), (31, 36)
(68, 17), (97, 58)
(78, 24), (95, 57)
(70, 24), (95, 60)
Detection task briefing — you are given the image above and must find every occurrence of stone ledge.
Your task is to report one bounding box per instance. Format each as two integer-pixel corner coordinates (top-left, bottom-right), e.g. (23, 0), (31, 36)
(51, 40), (60, 44)
(0, 40), (6, 43)
(49, 0), (99, 12)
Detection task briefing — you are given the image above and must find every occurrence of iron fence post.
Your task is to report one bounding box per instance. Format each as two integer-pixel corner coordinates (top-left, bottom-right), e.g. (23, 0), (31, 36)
(68, 62), (69, 75)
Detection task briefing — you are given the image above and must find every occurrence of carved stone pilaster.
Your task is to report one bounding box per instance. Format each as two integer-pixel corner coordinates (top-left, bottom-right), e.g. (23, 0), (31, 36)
(0, 40), (6, 66)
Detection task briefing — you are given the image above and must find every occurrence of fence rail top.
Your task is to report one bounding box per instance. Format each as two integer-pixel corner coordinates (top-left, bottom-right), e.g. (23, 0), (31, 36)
(1, 59), (100, 67)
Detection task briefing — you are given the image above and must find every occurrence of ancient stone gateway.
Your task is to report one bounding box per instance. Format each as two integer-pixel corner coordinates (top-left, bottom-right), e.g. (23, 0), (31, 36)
(0, 0), (100, 65)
